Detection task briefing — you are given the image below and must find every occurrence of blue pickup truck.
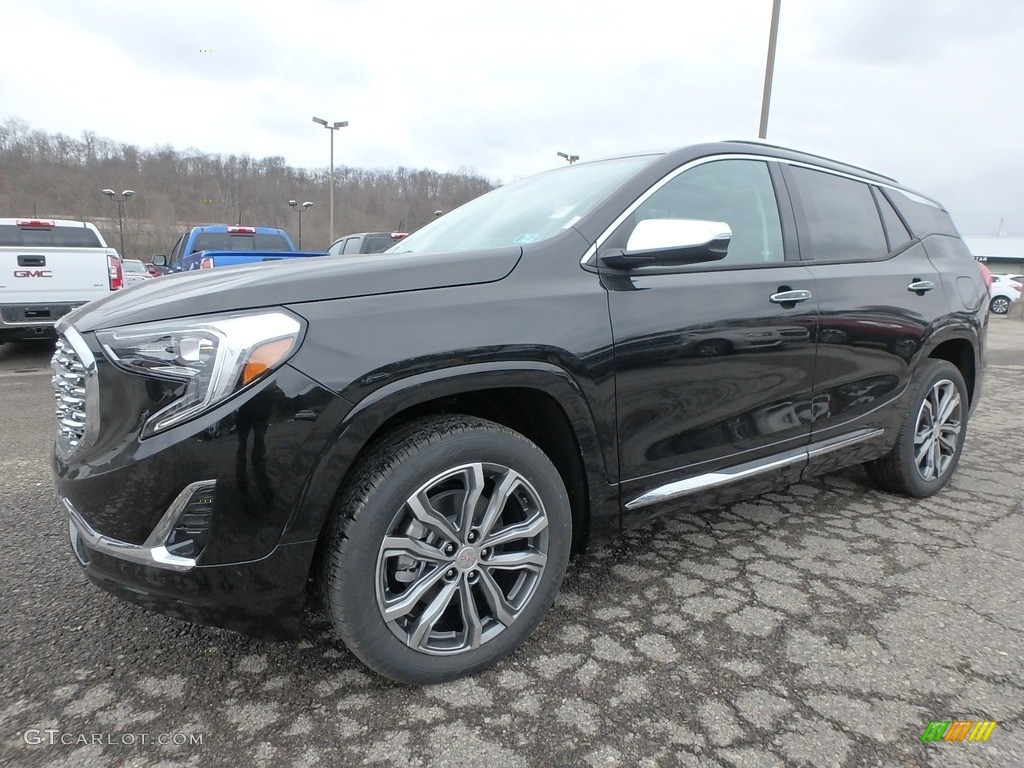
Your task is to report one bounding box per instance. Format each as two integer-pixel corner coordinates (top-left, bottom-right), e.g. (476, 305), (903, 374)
(151, 225), (325, 274)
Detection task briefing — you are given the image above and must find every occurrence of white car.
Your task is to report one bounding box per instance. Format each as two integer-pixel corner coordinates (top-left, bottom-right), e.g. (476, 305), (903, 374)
(122, 258), (154, 286)
(989, 273), (1022, 314)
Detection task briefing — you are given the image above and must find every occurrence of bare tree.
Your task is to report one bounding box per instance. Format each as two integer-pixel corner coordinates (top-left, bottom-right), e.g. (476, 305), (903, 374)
(0, 118), (496, 258)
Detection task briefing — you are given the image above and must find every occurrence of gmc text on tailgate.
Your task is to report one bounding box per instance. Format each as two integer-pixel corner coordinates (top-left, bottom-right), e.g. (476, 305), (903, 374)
(51, 141), (987, 684)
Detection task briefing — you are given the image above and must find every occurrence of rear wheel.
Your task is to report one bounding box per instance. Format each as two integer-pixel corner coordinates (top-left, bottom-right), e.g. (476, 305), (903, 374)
(865, 359), (968, 497)
(322, 415), (571, 684)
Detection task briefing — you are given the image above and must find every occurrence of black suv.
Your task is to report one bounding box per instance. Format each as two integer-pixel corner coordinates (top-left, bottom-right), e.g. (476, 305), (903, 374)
(52, 141), (987, 684)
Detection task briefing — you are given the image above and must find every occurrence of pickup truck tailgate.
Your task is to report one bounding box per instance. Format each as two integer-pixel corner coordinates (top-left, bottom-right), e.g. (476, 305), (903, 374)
(1, 246), (115, 303)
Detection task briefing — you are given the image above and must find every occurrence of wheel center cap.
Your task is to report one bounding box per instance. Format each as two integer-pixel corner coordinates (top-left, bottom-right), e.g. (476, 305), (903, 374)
(454, 547), (479, 572)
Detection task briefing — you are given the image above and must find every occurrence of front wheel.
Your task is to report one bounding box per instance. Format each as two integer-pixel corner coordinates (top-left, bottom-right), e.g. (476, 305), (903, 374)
(865, 359), (969, 497)
(990, 296), (1011, 314)
(322, 415), (571, 684)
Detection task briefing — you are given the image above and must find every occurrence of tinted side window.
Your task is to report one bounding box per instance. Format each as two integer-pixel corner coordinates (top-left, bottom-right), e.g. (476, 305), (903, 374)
(631, 159), (784, 267)
(788, 166), (887, 262)
(169, 235), (185, 265)
(873, 188), (912, 251)
(886, 187), (957, 238)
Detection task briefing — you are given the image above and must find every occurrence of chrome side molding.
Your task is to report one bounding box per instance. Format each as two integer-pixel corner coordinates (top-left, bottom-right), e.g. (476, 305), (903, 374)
(624, 428), (884, 511)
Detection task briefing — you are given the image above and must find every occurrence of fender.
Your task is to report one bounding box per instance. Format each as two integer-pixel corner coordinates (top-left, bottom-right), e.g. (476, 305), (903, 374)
(280, 360), (618, 551)
(918, 313), (983, 355)
(915, 317), (984, 407)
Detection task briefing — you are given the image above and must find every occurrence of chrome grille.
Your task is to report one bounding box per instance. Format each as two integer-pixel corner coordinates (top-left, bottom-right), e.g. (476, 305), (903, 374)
(51, 328), (98, 456)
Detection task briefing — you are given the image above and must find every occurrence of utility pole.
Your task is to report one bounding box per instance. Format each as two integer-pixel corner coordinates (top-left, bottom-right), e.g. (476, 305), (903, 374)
(288, 200), (314, 249)
(312, 117), (349, 244)
(759, 0), (782, 140)
(101, 188), (135, 257)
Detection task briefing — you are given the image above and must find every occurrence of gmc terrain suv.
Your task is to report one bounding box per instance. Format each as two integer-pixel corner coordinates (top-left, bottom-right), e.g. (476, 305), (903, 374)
(52, 141), (987, 684)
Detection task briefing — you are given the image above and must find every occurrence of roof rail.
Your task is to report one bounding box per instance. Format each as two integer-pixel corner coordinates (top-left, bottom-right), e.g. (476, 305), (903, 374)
(723, 139), (898, 183)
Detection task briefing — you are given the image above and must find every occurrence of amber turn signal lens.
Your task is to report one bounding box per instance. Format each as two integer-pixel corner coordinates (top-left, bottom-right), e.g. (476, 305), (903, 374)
(241, 338), (295, 385)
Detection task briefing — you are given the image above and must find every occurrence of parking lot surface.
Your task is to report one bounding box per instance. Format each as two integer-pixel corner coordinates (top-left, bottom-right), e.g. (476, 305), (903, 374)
(1, 320), (1022, 768)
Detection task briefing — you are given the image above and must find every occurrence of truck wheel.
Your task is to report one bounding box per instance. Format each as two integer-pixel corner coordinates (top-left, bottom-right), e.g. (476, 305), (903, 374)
(864, 359), (968, 498)
(322, 415), (571, 684)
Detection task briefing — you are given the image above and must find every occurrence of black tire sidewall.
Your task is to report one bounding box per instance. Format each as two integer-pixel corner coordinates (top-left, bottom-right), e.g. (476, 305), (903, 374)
(327, 423), (571, 684)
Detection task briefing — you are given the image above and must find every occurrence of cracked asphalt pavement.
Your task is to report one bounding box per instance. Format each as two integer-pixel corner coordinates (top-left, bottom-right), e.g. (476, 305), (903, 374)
(1, 319), (1021, 768)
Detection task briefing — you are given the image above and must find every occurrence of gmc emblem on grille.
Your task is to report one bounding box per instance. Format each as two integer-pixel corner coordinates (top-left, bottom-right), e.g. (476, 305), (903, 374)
(14, 269), (53, 278)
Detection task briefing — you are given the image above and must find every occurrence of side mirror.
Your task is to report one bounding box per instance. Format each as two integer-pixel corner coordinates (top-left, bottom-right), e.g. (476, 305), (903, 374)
(600, 219), (731, 269)
(151, 254), (167, 266)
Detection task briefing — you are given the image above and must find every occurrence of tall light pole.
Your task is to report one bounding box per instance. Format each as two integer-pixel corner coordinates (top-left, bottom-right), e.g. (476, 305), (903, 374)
(557, 151), (579, 164)
(288, 200), (314, 249)
(758, 0), (783, 140)
(101, 188), (135, 257)
(312, 116), (348, 244)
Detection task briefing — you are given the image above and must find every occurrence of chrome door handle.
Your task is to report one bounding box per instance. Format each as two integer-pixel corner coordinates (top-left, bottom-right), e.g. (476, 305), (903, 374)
(770, 289), (812, 304)
(907, 280), (935, 293)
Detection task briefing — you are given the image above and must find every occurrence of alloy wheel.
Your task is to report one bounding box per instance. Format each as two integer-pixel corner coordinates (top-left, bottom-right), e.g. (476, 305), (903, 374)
(913, 379), (962, 481)
(375, 462), (549, 655)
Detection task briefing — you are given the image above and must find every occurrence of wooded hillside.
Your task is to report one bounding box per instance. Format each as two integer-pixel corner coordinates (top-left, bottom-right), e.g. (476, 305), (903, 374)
(0, 118), (495, 259)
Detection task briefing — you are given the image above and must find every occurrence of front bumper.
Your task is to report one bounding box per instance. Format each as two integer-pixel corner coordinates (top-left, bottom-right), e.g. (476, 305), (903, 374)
(66, 503), (317, 639)
(51, 321), (349, 637)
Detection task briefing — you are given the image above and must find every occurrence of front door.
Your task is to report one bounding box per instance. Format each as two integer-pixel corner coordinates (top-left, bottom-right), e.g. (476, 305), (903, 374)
(599, 158), (818, 528)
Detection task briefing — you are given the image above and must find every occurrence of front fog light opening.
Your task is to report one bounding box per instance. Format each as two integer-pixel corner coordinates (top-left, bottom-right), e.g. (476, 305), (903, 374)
(163, 484), (216, 560)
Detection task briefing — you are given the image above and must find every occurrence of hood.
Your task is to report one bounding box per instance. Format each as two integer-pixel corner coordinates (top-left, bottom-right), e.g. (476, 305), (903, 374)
(67, 247), (522, 332)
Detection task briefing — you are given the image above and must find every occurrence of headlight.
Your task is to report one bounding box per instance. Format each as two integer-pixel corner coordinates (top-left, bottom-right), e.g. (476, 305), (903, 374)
(96, 310), (304, 437)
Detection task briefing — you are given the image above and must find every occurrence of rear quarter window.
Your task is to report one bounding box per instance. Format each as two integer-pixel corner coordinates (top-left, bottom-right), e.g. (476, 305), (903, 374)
(885, 188), (959, 238)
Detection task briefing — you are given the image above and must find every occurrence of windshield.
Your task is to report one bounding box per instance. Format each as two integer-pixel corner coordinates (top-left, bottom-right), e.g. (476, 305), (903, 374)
(123, 260), (147, 273)
(391, 154), (658, 254)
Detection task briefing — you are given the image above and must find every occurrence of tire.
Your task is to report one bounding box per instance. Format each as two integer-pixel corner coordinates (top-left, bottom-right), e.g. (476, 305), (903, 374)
(322, 415), (572, 684)
(864, 359), (968, 497)
(990, 296), (1011, 314)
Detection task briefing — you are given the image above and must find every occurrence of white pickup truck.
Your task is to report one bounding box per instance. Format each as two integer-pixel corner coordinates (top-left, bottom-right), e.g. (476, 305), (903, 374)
(0, 218), (123, 342)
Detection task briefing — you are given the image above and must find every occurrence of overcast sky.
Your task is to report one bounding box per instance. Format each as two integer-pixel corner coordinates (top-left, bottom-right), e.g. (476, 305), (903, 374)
(2, 0), (1021, 234)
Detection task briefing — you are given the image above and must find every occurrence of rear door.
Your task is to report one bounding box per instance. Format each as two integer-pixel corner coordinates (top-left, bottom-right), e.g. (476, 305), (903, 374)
(600, 157), (818, 527)
(781, 164), (949, 450)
